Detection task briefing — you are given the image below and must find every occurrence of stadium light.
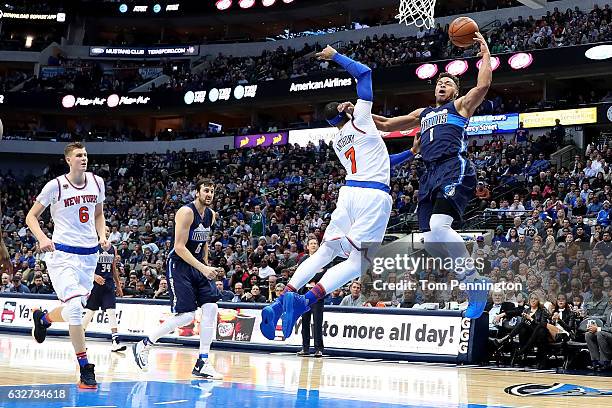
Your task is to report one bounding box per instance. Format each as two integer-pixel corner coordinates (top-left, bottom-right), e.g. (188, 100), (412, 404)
(262, 0), (276, 7)
(508, 53), (534, 70)
(216, 0), (233, 11)
(445, 60), (469, 76)
(239, 0), (256, 8)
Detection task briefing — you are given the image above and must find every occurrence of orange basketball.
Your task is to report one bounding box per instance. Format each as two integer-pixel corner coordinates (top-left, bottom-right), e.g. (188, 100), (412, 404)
(449, 17), (479, 48)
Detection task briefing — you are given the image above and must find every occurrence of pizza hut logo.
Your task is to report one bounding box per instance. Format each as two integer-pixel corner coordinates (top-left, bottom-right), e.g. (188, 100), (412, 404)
(1, 302), (16, 324)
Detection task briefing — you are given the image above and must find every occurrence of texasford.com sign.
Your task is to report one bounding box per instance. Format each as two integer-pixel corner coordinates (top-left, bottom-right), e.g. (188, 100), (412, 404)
(89, 45), (199, 58)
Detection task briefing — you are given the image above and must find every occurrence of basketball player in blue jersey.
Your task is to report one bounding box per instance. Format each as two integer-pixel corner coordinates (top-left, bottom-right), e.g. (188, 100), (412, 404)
(82, 226), (126, 352)
(133, 179), (223, 379)
(370, 32), (492, 319)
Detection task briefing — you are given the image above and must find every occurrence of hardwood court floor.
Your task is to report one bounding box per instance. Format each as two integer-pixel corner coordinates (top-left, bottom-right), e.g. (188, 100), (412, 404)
(0, 334), (611, 407)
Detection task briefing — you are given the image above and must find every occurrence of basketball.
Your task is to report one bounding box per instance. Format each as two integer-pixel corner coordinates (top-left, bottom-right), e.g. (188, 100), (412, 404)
(449, 17), (479, 48)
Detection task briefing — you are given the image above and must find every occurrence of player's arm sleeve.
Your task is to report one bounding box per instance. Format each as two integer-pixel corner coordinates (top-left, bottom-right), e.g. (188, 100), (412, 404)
(389, 149), (415, 167)
(332, 53), (372, 102)
(35, 180), (58, 208)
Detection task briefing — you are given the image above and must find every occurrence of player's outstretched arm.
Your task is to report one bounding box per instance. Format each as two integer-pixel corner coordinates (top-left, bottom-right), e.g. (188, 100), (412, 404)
(174, 207), (219, 280)
(316, 45), (372, 102)
(456, 32), (492, 118)
(372, 108), (425, 132)
(390, 133), (421, 167)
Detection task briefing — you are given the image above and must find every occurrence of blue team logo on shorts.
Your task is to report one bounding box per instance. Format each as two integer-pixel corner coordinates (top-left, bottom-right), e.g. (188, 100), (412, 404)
(443, 184), (456, 197)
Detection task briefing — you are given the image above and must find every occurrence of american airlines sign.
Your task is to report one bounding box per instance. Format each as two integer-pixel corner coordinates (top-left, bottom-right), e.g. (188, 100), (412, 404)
(289, 77), (353, 92)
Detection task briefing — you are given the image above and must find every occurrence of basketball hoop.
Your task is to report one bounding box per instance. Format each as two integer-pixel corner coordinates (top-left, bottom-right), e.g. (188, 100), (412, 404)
(396, 0), (436, 29)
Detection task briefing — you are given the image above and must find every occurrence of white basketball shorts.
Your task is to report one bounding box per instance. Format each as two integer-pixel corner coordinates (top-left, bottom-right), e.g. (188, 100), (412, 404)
(44, 250), (98, 303)
(323, 185), (392, 251)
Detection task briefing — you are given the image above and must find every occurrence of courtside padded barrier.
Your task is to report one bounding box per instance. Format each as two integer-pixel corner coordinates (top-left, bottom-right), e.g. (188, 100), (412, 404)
(0, 293), (488, 363)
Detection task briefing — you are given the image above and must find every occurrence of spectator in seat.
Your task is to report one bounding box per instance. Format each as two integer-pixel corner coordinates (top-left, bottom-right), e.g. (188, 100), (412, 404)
(231, 282), (244, 303)
(585, 292), (612, 372)
(29, 274), (52, 294)
(340, 281), (366, 307)
(242, 285), (266, 303)
(550, 293), (577, 341)
(325, 288), (344, 306)
(261, 275), (277, 302)
(494, 293), (551, 368)
(487, 290), (515, 338)
(584, 280), (609, 317)
(133, 280), (153, 299)
(154, 278), (170, 299)
(9, 273), (29, 293)
(1, 273), (11, 292)
(258, 259), (276, 280)
(215, 280), (234, 302)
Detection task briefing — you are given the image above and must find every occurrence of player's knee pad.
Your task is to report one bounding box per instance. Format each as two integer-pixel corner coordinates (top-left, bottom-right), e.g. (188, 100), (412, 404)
(62, 297), (84, 325)
(429, 213), (453, 233)
(175, 311), (196, 327)
(201, 303), (218, 327)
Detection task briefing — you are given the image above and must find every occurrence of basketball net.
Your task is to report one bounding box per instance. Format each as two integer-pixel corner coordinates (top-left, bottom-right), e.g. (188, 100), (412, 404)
(396, 0), (436, 29)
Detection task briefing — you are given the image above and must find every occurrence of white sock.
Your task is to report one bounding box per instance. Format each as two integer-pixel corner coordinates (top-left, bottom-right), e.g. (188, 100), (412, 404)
(82, 309), (95, 331)
(199, 304), (217, 362)
(146, 311), (195, 344)
(108, 308), (118, 332)
(426, 214), (474, 280)
(317, 250), (363, 295)
(287, 242), (337, 290)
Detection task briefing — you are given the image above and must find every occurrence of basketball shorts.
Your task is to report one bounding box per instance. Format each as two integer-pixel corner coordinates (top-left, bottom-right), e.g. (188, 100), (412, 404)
(323, 185), (393, 254)
(417, 156), (477, 231)
(86, 282), (116, 311)
(44, 250), (98, 303)
(167, 258), (221, 314)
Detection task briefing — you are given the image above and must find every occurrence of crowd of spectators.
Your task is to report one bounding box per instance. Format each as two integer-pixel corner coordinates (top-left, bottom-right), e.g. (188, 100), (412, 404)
(158, 4), (611, 89)
(4, 4), (610, 96)
(1, 113), (612, 368)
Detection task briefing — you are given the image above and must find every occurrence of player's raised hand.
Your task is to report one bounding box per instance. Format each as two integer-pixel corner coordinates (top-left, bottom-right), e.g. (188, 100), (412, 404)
(315, 45), (338, 61)
(337, 101), (354, 115)
(473, 32), (490, 57)
(39, 236), (55, 252)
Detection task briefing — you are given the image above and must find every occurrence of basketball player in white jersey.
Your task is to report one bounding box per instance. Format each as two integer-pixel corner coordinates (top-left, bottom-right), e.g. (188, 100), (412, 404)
(261, 45), (410, 339)
(26, 142), (108, 389)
